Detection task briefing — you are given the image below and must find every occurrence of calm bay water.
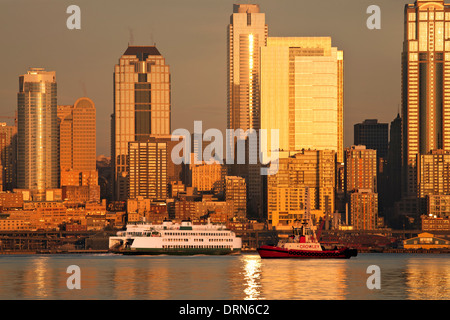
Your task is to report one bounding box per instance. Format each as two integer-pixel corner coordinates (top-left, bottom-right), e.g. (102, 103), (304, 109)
(0, 253), (449, 300)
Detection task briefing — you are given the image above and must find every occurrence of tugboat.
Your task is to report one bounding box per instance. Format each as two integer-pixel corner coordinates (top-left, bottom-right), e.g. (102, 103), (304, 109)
(257, 188), (357, 259)
(257, 218), (357, 259)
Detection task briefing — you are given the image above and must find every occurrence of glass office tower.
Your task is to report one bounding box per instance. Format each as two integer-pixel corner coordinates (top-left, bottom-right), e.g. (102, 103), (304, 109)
(227, 4), (268, 218)
(260, 37), (344, 162)
(227, 3), (267, 133)
(112, 45), (171, 200)
(17, 68), (59, 198)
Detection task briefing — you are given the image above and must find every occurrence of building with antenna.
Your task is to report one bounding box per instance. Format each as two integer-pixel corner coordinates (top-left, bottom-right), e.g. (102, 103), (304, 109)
(112, 45), (171, 201)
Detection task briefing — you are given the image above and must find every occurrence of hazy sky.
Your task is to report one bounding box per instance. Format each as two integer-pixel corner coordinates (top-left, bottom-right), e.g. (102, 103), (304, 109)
(0, 0), (413, 156)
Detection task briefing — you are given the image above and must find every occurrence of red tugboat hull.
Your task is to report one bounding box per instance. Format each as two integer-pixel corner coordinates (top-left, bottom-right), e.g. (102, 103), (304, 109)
(257, 245), (357, 259)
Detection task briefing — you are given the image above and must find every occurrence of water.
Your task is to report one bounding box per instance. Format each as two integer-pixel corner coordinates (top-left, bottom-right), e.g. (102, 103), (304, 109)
(0, 253), (449, 300)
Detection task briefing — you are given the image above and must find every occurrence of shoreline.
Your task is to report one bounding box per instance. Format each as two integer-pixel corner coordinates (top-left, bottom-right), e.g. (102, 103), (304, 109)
(1, 248), (450, 255)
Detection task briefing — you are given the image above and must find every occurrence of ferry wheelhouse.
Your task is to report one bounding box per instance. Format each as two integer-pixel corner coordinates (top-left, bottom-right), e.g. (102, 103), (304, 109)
(109, 219), (242, 255)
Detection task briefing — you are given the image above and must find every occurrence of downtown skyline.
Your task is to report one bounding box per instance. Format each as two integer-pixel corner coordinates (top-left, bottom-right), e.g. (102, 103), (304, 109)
(1, 1), (450, 305)
(0, 0), (413, 156)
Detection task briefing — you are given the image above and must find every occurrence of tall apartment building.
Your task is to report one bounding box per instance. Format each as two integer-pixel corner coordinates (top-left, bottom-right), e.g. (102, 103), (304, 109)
(354, 120), (389, 212)
(344, 145), (378, 194)
(227, 4), (268, 219)
(58, 97), (97, 186)
(350, 190), (379, 230)
(17, 68), (59, 199)
(127, 134), (181, 201)
(0, 123), (17, 191)
(267, 150), (335, 228)
(402, 0), (450, 197)
(128, 139), (167, 201)
(112, 45), (171, 200)
(344, 145), (378, 229)
(260, 37), (344, 162)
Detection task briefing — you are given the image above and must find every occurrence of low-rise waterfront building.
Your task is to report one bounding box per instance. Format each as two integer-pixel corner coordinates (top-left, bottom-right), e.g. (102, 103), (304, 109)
(403, 232), (450, 249)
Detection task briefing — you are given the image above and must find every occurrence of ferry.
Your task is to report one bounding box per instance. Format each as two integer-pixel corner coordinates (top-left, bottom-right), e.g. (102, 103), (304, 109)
(257, 218), (357, 259)
(109, 219), (242, 255)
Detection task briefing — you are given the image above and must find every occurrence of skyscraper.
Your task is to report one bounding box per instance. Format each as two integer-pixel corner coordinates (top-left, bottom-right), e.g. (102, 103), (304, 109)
(402, 0), (450, 197)
(385, 113), (402, 209)
(17, 68), (59, 198)
(0, 123), (17, 191)
(344, 145), (378, 229)
(227, 3), (267, 133)
(112, 45), (171, 200)
(227, 4), (268, 218)
(260, 37), (344, 162)
(354, 119), (389, 213)
(58, 97), (98, 202)
(354, 119), (388, 159)
(344, 145), (377, 194)
(59, 97), (97, 178)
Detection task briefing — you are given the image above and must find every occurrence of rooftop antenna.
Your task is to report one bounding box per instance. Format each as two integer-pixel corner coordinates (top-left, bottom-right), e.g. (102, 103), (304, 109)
(150, 32), (156, 46)
(128, 27), (134, 46)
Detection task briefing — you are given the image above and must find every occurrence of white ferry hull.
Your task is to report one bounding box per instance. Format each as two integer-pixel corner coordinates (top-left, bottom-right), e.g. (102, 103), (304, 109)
(109, 220), (242, 256)
(111, 247), (241, 256)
